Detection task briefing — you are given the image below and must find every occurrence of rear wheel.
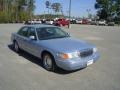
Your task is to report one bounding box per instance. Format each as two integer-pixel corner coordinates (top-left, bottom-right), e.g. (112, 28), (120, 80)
(43, 53), (56, 71)
(14, 41), (20, 53)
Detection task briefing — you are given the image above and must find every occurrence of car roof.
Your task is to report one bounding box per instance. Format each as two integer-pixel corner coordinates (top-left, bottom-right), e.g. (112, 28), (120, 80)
(25, 24), (57, 28)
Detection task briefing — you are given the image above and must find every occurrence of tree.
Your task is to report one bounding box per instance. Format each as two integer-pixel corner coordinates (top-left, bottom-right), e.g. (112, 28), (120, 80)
(95, 0), (120, 20)
(0, 0), (35, 23)
(114, 0), (120, 24)
(27, 0), (35, 20)
(116, 0), (120, 17)
(0, 0), (4, 11)
(51, 3), (62, 14)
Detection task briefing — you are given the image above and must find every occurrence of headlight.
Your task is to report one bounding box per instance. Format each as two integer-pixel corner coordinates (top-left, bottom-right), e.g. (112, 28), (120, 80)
(57, 51), (80, 59)
(93, 48), (97, 52)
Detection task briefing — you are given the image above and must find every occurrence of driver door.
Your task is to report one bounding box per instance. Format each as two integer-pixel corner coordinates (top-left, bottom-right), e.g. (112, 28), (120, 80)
(25, 27), (39, 56)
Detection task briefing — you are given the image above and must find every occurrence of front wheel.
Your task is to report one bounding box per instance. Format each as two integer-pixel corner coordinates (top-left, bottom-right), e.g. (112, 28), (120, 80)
(43, 53), (56, 71)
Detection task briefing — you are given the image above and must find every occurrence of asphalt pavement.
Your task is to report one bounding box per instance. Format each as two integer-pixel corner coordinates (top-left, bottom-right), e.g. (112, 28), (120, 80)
(0, 24), (120, 90)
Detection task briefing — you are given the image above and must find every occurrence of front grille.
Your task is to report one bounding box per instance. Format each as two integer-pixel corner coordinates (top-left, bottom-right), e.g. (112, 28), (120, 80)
(80, 49), (93, 58)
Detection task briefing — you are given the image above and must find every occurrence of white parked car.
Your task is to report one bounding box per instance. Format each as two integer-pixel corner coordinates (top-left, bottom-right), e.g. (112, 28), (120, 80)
(76, 19), (82, 24)
(28, 20), (34, 24)
(97, 20), (106, 26)
(35, 19), (42, 24)
(45, 20), (54, 25)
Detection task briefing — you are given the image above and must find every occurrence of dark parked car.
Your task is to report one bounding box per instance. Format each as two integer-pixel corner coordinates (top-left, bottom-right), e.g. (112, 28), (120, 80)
(70, 19), (77, 24)
(107, 22), (115, 26)
(90, 20), (97, 25)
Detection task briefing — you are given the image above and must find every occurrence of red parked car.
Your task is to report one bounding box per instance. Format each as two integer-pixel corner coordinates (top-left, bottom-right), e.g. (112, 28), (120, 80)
(82, 19), (89, 24)
(54, 19), (69, 26)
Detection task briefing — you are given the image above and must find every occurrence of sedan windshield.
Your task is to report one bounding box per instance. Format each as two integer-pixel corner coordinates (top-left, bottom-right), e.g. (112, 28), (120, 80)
(36, 27), (70, 40)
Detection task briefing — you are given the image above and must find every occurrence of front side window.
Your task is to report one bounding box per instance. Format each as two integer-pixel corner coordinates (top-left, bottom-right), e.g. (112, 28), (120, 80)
(36, 27), (70, 40)
(27, 27), (37, 39)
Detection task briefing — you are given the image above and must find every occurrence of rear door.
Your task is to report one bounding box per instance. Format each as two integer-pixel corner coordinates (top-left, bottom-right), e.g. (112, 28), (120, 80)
(17, 26), (29, 50)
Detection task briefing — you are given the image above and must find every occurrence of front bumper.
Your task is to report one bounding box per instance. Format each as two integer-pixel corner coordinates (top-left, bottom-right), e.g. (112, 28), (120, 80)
(55, 52), (100, 71)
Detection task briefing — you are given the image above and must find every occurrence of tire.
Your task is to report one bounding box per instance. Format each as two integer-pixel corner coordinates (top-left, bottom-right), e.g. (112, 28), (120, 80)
(42, 53), (56, 71)
(14, 41), (20, 53)
(60, 24), (62, 27)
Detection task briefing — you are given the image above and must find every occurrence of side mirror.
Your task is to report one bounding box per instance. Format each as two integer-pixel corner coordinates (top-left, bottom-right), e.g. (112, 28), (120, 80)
(29, 36), (36, 40)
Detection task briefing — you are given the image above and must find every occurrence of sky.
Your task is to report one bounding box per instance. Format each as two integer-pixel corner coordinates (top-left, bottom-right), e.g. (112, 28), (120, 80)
(34, 0), (97, 17)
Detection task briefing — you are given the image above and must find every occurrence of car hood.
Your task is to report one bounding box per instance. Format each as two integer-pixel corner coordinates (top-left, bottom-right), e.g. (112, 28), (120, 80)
(38, 37), (94, 53)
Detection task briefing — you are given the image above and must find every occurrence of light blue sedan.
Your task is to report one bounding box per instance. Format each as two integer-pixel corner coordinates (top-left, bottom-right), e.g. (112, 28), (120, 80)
(11, 25), (100, 71)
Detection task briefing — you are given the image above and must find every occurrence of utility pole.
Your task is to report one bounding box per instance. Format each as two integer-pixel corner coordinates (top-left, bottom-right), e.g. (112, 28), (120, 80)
(44, 11), (46, 19)
(68, 0), (71, 28)
(87, 9), (91, 18)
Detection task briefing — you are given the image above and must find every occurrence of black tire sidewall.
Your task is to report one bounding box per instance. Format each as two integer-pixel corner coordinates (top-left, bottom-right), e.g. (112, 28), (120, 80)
(14, 41), (20, 53)
(43, 53), (55, 71)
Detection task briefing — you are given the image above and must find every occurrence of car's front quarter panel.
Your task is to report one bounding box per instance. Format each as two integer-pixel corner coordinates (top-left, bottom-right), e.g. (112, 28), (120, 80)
(37, 39), (100, 71)
(35, 42), (59, 59)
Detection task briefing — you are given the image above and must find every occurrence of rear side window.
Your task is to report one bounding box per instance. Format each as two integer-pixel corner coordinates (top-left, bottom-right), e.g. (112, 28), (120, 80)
(18, 27), (28, 37)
